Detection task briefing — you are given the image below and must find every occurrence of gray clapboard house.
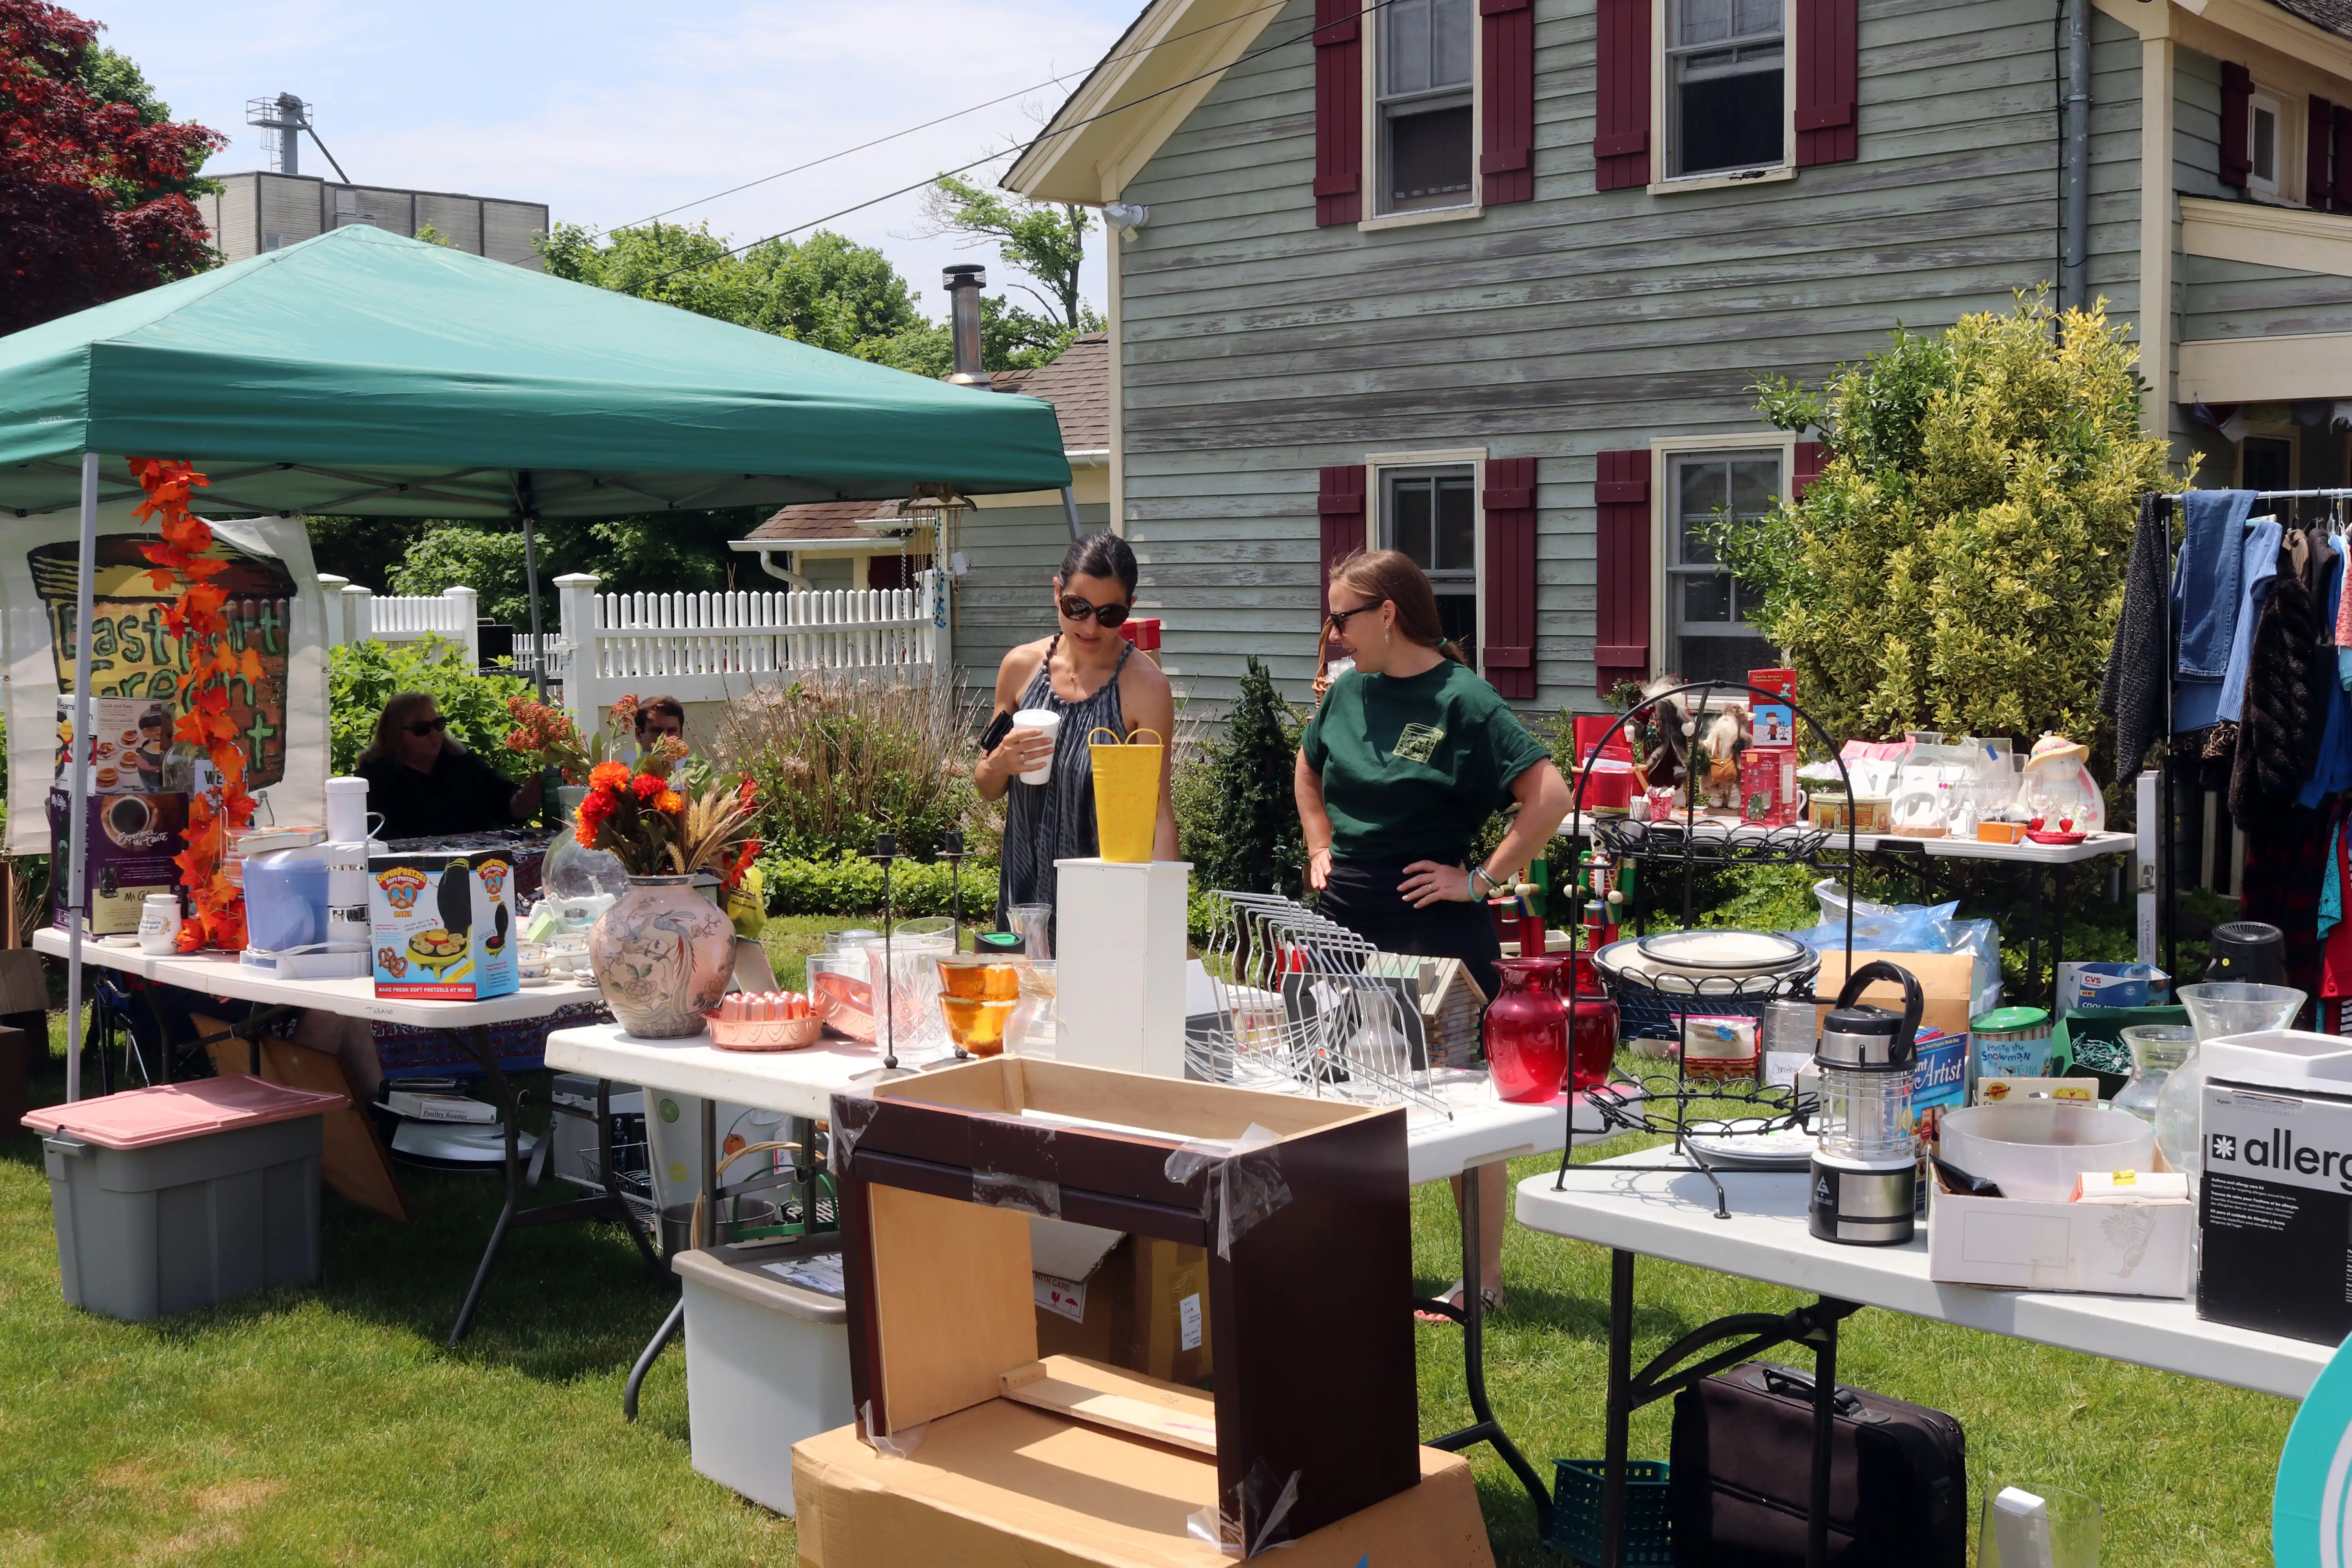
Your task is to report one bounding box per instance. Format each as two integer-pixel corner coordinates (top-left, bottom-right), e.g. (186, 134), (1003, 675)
(1005, 0), (2352, 710)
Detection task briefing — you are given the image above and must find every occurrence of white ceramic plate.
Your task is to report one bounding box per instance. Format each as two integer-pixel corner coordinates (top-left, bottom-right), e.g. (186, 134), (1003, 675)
(1682, 1120), (1818, 1168)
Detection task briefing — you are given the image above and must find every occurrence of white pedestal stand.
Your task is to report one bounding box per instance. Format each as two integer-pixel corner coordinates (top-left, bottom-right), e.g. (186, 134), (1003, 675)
(1048, 857), (1191, 1078)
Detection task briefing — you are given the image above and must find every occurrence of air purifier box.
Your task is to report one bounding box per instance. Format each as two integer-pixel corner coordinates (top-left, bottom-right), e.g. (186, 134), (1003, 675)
(368, 846), (518, 1001)
(2196, 1030), (2352, 1345)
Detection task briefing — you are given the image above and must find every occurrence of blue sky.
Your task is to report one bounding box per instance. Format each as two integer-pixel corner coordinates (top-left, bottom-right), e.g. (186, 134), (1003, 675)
(85, 0), (1135, 321)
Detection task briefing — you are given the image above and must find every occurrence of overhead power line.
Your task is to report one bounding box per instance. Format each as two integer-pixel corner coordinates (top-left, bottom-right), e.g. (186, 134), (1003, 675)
(633, 0), (1401, 290)
(608, 0), (1294, 234)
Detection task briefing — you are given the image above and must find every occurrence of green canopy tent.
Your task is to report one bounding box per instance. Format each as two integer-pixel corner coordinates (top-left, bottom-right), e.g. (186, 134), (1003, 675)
(0, 224), (1073, 1106)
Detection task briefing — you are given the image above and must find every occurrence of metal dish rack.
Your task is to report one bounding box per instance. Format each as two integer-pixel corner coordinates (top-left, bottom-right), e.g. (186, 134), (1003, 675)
(1555, 679), (1863, 1215)
(1188, 890), (1455, 1123)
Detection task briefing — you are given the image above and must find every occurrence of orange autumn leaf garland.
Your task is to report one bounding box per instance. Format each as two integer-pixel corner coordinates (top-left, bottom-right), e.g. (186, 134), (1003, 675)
(128, 458), (255, 951)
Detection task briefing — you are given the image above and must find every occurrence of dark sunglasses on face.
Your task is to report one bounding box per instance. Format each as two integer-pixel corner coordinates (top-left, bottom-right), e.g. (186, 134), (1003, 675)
(1058, 593), (1130, 629)
(404, 717), (448, 737)
(1326, 602), (1383, 633)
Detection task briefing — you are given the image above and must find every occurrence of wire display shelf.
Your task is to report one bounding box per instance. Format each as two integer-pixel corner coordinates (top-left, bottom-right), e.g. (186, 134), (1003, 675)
(1189, 890), (1455, 1123)
(1553, 679), (1866, 1210)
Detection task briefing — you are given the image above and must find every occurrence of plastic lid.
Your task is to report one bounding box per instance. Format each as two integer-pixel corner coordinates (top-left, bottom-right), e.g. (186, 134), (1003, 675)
(23, 1075), (343, 1149)
(1971, 1007), (2052, 1032)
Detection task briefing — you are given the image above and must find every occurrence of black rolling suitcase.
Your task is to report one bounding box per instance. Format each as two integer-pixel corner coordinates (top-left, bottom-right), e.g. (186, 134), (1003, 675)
(1667, 1360), (1965, 1568)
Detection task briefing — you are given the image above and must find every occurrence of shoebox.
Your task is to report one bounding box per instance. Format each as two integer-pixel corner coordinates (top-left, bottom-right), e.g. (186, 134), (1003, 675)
(2197, 1030), (2352, 1344)
(1927, 1159), (2192, 1296)
(368, 846), (518, 1000)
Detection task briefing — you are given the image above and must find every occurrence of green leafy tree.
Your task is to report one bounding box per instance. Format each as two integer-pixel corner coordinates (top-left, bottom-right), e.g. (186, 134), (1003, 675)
(326, 637), (534, 779)
(1184, 657), (1307, 897)
(1714, 292), (2184, 749)
(918, 174), (1105, 369)
(389, 526), (532, 624)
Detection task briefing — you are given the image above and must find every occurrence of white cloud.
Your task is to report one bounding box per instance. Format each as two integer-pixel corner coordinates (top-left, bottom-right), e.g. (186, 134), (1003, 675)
(91, 0), (1135, 318)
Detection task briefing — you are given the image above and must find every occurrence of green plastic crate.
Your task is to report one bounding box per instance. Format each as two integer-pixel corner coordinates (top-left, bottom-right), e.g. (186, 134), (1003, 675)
(2053, 1003), (2188, 1099)
(1549, 1459), (1672, 1566)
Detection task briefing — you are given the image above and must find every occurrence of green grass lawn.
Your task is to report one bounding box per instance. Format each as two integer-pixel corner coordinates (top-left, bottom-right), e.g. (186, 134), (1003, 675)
(0, 932), (2299, 1565)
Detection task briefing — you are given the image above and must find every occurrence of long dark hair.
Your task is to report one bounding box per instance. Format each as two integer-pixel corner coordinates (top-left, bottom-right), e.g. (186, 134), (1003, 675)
(358, 690), (464, 769)
(1059, 531), (1137, 597)
(1320, 550), (1468, 681)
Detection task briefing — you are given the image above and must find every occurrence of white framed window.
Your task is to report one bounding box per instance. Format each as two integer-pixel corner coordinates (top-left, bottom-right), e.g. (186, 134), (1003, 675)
(1666, 0), (1787, 180)
(1649, 436), (1789, 685)
(1367, 447), (1487, 669)
(1372, 0), (1478, 217)
(2249, 90), (2284, 199)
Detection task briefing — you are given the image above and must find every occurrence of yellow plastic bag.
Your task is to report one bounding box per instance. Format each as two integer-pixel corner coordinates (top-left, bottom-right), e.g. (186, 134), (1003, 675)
(1089, 726), (1163, 864)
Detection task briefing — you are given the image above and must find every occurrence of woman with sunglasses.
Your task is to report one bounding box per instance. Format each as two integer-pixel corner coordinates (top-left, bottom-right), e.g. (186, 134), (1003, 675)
(1297, 549), (1572, 1315)
(356, 691), (544, 842)
(976, 533), (1178, 933)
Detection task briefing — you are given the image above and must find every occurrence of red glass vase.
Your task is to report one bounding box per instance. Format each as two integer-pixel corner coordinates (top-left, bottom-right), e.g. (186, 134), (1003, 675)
(1564, 952), (1621, 1094)
(1486, 955), (1569, 1103)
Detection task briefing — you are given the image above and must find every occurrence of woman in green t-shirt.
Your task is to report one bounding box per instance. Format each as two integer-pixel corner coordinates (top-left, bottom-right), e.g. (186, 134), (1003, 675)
(1296, 549), (1571, 1312)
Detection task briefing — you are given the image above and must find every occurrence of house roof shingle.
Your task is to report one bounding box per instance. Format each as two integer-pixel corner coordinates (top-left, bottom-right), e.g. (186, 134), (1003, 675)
(748, 332), (1108, 544)
(2268, 0), (2352, 36)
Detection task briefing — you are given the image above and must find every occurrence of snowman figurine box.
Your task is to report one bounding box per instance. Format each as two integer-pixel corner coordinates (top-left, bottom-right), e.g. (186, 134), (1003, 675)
(369, 848), (519, 1000)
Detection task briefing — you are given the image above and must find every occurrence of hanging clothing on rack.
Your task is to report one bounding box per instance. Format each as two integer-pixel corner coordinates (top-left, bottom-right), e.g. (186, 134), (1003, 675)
(2299, 552), (2352, 808)
(2233, 527), (2327, 826)
(2173, 488), (2258, 732)
(2215, 517), (2284, 729)
(2242, 805), (2331, 1024)
(2102, 493), (2174, 780)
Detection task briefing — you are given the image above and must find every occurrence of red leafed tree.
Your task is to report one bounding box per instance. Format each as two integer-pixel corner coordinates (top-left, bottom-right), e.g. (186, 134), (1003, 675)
(2, 0), (223, 336)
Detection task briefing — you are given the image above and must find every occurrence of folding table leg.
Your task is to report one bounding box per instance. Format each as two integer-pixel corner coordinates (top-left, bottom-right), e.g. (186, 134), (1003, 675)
(596, 1077), (663, 1278)
(1601, 1247), (1635, 1568)
(447, 1025), (522, 1347)
(1421, 1163), (1552, 1540)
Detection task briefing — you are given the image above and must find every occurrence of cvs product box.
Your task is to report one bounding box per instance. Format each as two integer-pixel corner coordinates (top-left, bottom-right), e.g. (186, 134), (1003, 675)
(2196, 1030), (2352, 1344)
(368, 847), (518, 1000)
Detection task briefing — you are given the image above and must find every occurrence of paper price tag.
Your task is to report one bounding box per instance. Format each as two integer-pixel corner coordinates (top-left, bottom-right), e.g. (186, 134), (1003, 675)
(1179, 1291), (1203, 1351)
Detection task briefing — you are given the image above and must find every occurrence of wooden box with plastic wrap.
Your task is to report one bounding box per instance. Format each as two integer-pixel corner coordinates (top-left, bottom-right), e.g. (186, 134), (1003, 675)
(828, 1058), (1418, 1553)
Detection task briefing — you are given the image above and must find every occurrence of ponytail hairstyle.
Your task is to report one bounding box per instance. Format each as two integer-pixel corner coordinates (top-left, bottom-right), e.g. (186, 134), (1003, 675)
(1316, 549), (1469, 685)
(1058, 531), (1138, 599)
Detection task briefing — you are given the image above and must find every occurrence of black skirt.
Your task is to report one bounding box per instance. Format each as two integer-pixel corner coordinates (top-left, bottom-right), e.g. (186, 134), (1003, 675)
(1315, 860), (1502, 1002)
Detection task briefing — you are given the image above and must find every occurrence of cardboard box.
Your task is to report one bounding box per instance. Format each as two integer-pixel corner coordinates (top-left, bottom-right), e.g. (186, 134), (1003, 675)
(1927, 1169), (2192, 1296)
(368, 847), (518, 1000)
(790, 1401), (1495, 1568)
(1738, 746), (1798, 826)
(2200, 1076), (2352, 1343)
(1813, 951), (1976, 1042)
(47, 784), (187, 935)
(1036, 1236), (1216, 1386)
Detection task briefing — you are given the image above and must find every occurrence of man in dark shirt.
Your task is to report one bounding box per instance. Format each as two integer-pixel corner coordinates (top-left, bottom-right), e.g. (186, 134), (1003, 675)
(356, 694), (544, 842)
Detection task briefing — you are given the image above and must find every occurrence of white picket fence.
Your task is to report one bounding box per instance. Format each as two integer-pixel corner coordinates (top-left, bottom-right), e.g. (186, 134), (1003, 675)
(555, 570), (947, 733)
(318, 577), (480, 667)
(316, 570), (948, 736)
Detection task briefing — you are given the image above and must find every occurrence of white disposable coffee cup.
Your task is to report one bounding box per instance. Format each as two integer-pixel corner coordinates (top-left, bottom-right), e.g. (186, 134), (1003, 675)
(1012, 708), (1061, 786)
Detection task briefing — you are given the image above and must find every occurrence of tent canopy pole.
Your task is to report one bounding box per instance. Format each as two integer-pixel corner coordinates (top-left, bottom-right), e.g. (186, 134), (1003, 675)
(64, 452), (98, 1102)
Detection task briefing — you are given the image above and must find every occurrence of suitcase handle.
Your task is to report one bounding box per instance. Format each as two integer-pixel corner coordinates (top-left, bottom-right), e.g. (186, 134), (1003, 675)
(1755, 1363), (1889, 1422)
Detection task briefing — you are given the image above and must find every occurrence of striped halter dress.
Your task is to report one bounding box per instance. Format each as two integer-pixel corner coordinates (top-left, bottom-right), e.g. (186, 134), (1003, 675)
(997, 634), (1131, 932)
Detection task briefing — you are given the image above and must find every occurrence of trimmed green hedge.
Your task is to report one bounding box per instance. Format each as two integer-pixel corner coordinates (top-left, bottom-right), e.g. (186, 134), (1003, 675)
(759, 852), (1000, 919)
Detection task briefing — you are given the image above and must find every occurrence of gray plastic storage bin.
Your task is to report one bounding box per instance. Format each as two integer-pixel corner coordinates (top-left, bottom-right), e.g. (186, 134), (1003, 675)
(27, 1077), (336, 1320)
(676, 1234), (851, 1516)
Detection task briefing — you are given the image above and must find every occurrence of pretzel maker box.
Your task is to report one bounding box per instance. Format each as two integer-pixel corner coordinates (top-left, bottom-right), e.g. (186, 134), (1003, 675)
(825, 1057), (1442, 1555)
(368, 847), (519, 1000)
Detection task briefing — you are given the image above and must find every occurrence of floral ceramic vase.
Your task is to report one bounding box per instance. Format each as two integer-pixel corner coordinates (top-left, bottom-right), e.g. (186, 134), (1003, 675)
(588, 875), (736, 1038)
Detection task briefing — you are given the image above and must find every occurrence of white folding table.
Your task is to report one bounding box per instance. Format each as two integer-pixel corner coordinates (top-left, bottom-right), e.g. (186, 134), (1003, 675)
(548, 1019), (1613, 1528)
(36, 929), (659, 1343)
(1515, 1154), (2329, 1566)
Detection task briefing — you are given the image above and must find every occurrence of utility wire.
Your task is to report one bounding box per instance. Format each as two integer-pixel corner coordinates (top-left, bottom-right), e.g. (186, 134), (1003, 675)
(608, 0), (1294, 234)
(634, 0), (1399, 289)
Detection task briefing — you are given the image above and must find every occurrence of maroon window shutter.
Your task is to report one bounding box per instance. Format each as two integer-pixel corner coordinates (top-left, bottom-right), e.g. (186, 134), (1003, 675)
(2335, 105), (2352, 213)
(1593, 450), (1650, 695)
(1793, 0), (1858, 167)
(2221, 63), (2252, 187)
(1593, 0), (1650, 191)
(1481, 457), (1539, 699)
(1314, 0), (1364, 226)
(1792, 441), (1829, 500)
(1318, 465), (1367, 614)
(1480, 0), (1537, 205)
(2313, 96), (2337, 210)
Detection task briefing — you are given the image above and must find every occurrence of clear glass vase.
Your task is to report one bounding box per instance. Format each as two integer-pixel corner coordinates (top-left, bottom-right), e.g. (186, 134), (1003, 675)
(2111, 1024), (2193, 1126)
(2153, 982), (2304, 1181)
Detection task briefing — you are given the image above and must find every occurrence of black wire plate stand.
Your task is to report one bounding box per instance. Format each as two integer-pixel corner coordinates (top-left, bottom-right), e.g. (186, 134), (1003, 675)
(1549, 680), (1864, 1568)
